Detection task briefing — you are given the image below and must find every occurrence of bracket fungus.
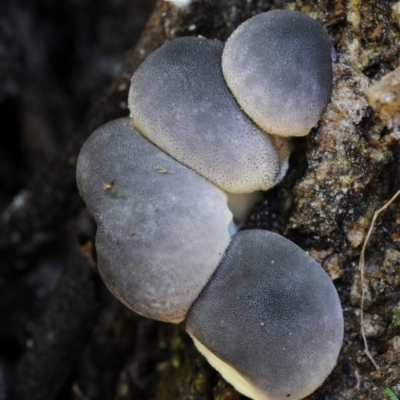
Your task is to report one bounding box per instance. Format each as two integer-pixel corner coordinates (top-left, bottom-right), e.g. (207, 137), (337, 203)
(187, 230), (343, 400)
(222, 10), (334, 137)
(76, 9), (342, 400)
(129, 37), (282, 194)
(76, 118), (232, 323)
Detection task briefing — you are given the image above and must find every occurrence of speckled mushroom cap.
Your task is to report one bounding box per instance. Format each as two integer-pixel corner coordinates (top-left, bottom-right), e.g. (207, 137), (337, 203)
(129, 37), (282, 194)
(76, 118), (232, 323)
(222, 10), (334, 137)
(187, 230), (343, 400)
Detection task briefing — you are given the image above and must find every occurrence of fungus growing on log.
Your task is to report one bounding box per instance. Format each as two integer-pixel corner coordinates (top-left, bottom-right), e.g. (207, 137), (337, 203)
(76, 10), (341, 400)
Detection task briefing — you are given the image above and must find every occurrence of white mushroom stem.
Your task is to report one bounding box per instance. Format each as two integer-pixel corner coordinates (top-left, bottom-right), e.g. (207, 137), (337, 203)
(227, 191), (263, 227)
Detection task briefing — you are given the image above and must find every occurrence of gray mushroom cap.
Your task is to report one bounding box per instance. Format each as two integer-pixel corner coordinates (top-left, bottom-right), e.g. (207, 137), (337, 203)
(222, 10), (334, 137)
(187, 230), (343, 400)
(76, 118), (232, 323)
(129, 37), (282, 194)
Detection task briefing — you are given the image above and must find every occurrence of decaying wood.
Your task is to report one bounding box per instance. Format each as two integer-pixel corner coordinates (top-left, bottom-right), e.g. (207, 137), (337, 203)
(0, 0), (168, 273)
(3, 0), (400, 399)
(11, 236), (102, 400)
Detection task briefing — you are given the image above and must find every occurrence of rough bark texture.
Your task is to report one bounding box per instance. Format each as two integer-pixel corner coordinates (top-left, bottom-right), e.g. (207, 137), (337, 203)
(1, 0), (400, 399)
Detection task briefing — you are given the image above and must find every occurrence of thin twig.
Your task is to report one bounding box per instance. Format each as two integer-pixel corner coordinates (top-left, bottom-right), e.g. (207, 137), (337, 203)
(359, 189), (400, 370)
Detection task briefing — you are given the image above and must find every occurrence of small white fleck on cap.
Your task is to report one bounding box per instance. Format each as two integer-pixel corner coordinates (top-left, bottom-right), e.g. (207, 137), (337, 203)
(165, 0), (191, 8)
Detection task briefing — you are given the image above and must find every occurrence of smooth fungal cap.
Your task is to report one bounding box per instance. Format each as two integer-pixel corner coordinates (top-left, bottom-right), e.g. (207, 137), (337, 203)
(76, 118), (232, 323)
(129, 37), (281, 194)
(222, 10), (334, 137)
(187, 230), (343, 400)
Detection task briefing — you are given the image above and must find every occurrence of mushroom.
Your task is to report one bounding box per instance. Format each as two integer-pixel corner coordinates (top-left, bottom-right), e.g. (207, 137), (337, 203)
(129, 37), (283, 194)
(222, 10), (334, 137)
(76, 118), (232, 323)
(226, 191), (263, 228)
(224, 134), (293, 229)
(187, 230), (343, 400)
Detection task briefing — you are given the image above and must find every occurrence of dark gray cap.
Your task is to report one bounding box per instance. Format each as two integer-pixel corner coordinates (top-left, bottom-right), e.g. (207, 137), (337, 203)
(222, 11), (334, 137)
(187, 229), (343, 400)
(76, 118), (232, 323)
(129, 37), (282, 193)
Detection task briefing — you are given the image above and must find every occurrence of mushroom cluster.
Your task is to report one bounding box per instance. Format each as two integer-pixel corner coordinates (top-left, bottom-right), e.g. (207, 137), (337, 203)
(76, 10), (343, 400)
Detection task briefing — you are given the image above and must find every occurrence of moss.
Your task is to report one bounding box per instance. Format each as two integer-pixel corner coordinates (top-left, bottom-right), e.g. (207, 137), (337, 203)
(384, 388), (399, 400)
(392, 310), (400, 329)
